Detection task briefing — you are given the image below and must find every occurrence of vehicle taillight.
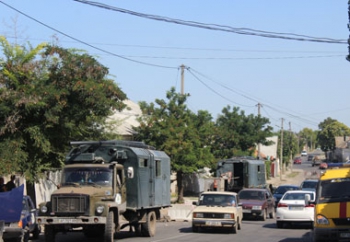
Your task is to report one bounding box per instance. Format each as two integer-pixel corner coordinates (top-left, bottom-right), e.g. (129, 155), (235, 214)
(305, 204), (315, 208)
(18, 220), (23, 228)
(277, 203), (288, 208)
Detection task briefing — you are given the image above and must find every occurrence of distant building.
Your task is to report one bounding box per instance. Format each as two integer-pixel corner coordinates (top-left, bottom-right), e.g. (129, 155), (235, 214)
(106, 100), (142, 140)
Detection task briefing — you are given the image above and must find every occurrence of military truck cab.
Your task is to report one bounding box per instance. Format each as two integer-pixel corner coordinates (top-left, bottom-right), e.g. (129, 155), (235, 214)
(37, 140), (171, 242)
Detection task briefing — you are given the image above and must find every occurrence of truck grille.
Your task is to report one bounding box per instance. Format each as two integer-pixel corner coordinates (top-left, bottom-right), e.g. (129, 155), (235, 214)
(202, 213), (225, 219)
(52, 195), (89, 214)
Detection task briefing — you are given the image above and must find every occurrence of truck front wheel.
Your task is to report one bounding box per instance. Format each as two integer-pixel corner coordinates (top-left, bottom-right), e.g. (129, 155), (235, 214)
(141, 210), (156, 237)
(44, 225), (55, 242)
(104, 211), (116, 242)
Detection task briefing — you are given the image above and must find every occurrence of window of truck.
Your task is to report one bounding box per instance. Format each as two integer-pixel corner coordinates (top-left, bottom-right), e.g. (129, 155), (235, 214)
(318, 178), (350, 203)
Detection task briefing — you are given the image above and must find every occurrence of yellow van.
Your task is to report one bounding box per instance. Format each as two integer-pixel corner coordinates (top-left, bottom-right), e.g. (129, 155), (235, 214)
(313, 163), (350, 241)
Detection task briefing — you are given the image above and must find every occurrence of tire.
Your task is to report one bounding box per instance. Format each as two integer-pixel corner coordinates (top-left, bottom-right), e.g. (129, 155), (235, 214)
(192, 225), (198, 232)
(261, 209), (267, 221)
(44, 225), (55, 242)
(232, 222), (237, 234)
(276, 221), (283, 228)
(141, 211), (156, 237)
(269, 208), (275, 219)
(31, 224), (41, 240)
(104, 211), (116, 242)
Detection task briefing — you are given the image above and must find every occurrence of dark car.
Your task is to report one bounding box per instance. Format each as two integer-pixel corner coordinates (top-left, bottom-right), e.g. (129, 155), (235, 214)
(2, 195), (40, 242)
(300, 179), (318, 191)
(272, 185), (300, 207)
(238, 188), (275, 221)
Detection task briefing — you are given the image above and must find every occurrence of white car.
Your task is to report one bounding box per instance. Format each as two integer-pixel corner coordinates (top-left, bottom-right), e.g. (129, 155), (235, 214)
(276, 190), (315, 228)
(301, 150), (307, 156)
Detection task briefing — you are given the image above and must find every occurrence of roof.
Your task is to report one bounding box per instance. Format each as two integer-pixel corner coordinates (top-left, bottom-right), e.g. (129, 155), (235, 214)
(201, 191), (238, 196)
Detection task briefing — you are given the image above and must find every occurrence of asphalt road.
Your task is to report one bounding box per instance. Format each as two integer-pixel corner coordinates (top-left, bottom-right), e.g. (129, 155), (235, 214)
(31, 218), (314, 242)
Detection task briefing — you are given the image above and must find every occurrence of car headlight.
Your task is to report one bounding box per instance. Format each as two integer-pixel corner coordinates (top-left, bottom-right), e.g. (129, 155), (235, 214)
(252, 206), (262, 210)
(316, 214), (329, 225)
(223, 213), (234, 219)
(193, 212), (204, 218)
(40, 205), (48, 213)
(96, 205), (104, 214)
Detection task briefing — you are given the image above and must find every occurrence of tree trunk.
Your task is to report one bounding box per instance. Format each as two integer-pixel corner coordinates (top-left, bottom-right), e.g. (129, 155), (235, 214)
(176, 171), (184, 204)
(26, 180), (37, 207)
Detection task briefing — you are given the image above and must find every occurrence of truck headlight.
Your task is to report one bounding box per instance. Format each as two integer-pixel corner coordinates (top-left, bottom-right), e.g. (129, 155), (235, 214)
(252, 206), (262, 210)
(96, 205), (104, 214)
(316, 214), (329, 225)
(40, 206), (48, 213)
(193, 212), (203, 218)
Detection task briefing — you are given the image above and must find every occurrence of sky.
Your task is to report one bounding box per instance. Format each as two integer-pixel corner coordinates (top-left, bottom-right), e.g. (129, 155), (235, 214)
(1, 1), (349, 133)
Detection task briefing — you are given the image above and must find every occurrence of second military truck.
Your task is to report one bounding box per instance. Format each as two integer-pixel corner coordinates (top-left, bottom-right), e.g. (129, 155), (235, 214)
(37, 140), (171, 242)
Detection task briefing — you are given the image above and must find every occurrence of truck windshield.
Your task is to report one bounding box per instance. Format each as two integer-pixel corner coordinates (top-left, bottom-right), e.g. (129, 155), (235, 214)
(318, 178), (350, 202)
(62, 167), (112, 186)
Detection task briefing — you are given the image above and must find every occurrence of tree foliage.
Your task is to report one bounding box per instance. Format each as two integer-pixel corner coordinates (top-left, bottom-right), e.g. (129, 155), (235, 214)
(0, 37), (126, 181)
(212, 106), (274, 158)
(317, 118), (350, 152)
(298, 128), (317, 151)
(133, 87), (215, 202)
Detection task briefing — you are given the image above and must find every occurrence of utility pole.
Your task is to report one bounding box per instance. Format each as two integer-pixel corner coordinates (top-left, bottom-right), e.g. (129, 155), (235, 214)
(256, 103), (262, 159)
(180, 64), (185, 95)
(280, 118), (284, 181)
(347, 1), (350, 62)
(289, 122), (293, 172)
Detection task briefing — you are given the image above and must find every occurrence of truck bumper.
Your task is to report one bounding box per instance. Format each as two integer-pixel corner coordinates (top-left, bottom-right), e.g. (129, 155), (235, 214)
(2, 227), (24, 240)
(37, 216), (107, 225)
(314, 227), (350, 241)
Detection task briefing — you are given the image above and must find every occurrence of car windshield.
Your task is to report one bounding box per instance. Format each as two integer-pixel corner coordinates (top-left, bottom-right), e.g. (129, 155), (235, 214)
(283, 192), (314, 201)
(301, 181), (317, 189)
(199, 194), (236, 206)
(275, 186), (298, 194)
(239, 190), (265, 200)
(62, 167), (113, 186)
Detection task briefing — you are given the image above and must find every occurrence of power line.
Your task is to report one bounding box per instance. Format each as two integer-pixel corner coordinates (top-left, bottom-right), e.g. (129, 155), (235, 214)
(0, 1), (177, 69)
(75, 0), (347, 44)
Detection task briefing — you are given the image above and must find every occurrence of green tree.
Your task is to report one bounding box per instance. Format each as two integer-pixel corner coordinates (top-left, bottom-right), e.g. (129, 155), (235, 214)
(213, 106), (274, 159)
(133, 87), (214, 203)
(0, 37), (126, 182)
(298, 128), (317, 152)
(317, 118), (350, 152)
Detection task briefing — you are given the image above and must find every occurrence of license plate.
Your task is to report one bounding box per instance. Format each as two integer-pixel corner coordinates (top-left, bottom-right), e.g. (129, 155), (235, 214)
(58, 219), (78, 223)
(242, 209), (251, 213)
(289, 207), (303, 210)
(205, 221), (221, 226)
(340, 233), (350, 238)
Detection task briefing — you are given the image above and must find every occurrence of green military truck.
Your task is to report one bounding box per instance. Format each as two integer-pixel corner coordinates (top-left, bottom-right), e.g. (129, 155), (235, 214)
(37, 140), (171, 242)
(214, 157), (267, 193)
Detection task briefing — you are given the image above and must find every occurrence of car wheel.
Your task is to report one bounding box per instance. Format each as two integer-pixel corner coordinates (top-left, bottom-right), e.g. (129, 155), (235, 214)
(261, 209), (267, 221)
(276, 221), (283, 228)
(269, 208), (275, 219)
(31, 224), (41, 240)
(232, 222), (237, 234)
(192, 225), (198, 233)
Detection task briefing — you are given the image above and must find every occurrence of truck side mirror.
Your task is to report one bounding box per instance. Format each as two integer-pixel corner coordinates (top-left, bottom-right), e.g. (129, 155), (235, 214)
(127, 167), (134, 179)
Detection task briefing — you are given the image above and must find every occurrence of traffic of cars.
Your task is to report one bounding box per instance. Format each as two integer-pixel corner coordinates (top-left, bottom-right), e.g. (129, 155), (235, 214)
(293, 157), (302, 164)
